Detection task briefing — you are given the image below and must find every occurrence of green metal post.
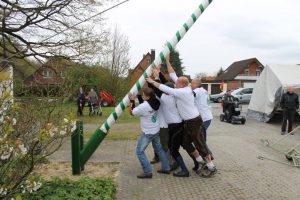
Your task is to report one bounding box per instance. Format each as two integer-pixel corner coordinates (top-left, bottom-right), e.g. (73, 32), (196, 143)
(79, 121), (85, 171)
(79, 0), (214, 166)
(71, 121), (82, 175)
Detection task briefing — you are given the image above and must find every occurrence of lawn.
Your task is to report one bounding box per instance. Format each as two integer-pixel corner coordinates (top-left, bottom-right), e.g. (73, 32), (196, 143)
(57, 103), (139, 124)
(57, 103), (141, 141)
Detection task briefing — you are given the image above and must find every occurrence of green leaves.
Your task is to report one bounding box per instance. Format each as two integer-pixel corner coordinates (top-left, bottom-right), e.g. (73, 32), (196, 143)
(21, 177), (116, 200)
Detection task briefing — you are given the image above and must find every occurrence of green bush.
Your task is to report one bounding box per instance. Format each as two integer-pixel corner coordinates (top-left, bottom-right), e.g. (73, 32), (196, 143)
(21, 177), (116, 200)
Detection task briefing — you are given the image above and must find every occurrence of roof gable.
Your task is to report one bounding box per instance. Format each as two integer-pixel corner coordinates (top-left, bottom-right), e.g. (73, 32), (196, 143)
(215, 58), (263, 81)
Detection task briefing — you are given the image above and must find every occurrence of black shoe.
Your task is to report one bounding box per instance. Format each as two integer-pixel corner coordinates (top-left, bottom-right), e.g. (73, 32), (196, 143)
(173, 171), (190, 177)
(150, 157), (159, 164)
(170, 163), (179, 171)
(192, 164), (200, 171)
(281, 131), (285, 135)
(157, 170), (170, 174)
(137, 173), (153, 179)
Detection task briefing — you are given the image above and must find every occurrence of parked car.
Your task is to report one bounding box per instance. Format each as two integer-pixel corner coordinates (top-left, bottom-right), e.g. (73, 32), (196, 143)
(210, 91), (226, 103)
(231, 88), (253, 103)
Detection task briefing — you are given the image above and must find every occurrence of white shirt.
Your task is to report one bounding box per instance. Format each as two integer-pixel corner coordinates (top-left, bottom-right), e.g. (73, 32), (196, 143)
(132, 102), (160, 135)
(194, 87), (213, 122)
(159, 85), (200, 121)
(157, 106), (168, 128)
(160, 94), (183, 124)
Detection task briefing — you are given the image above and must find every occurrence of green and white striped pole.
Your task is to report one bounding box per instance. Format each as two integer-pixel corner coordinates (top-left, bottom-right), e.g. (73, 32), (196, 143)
(80, 0), (213, 166)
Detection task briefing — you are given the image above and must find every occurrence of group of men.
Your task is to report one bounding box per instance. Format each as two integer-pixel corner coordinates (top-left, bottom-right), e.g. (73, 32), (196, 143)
(130, 55), (216, 179)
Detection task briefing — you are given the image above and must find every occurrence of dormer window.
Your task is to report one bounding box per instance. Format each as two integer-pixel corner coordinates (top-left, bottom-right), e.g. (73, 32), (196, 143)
(42, 70), (53, 78)
(244, 69), (249, 75)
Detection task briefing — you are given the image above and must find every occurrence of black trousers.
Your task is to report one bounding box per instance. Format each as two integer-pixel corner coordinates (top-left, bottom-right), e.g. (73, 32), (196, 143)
(77, 101), (84, 116)
(182, 117), (209, 156)
(282, 109), (297, 133)
(168, 122), (184, 158)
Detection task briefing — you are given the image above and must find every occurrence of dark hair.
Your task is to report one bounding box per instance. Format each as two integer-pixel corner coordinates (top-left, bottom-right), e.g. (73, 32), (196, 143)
(143, 88), (160, 110)
(165, 82), (175, 88)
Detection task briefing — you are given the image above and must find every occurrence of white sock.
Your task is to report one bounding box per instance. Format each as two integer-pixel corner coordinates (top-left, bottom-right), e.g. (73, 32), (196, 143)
(206, 161), (215, 170)
(196, 156), (204, 162)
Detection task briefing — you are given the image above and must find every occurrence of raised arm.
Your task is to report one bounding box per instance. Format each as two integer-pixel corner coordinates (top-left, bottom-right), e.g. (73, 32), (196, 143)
(166, 55), (178, 82)
(146, 77), (182, 97)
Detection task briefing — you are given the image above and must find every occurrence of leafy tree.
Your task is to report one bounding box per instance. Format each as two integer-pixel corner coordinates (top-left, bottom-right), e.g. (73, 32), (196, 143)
(161, 51), (184, 76)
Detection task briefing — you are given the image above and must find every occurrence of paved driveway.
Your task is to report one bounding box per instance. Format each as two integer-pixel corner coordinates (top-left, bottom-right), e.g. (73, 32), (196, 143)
(51, 103), (300, 200)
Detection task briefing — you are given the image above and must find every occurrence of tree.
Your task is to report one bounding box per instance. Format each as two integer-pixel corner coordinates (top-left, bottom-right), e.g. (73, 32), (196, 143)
(195, 72), (208, 80)
(100, 26), (131, 100)
(0, 0), (109, 62)
(161, 50), (184, 76)
(216, 67), (224, 77)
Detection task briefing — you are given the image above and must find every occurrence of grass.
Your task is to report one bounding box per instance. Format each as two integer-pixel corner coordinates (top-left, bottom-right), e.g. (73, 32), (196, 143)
(57, 103), (139, 124)
(57, 103), (141, 141)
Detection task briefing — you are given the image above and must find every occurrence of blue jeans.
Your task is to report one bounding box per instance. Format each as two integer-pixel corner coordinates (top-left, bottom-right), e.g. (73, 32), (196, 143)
(203, 120), (211, 141)
(136, 133), (170, 173)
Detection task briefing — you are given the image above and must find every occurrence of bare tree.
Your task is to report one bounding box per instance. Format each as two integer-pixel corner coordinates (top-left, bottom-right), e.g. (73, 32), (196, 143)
(101, 26), (130, 95)
(0, 0), (110, 62)
(195, 72), (208, 80)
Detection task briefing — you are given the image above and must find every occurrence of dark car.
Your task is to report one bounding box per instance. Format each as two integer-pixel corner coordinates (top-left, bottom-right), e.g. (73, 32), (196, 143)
(210, 91), (226, 103)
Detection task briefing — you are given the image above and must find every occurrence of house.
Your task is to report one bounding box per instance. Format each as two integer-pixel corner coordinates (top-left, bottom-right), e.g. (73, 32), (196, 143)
(215, 58), (264, 91)
(128, 49), (155, 87)
(25, 57), (71, 86)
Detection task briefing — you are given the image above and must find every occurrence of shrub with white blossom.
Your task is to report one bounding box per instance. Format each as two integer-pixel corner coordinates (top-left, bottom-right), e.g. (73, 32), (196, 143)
(0, 91), (76, 199)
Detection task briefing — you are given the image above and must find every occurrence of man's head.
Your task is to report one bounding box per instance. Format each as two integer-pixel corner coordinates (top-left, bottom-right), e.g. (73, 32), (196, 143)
(287, 86), (295, 94)
(226, 90), (232, 95)
(175, 76), (189, 88)
(191, 79), (201, 90)
(90, 88), (94, 92)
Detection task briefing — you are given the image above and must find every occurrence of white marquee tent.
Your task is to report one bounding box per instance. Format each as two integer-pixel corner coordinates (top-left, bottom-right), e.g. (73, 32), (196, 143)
(247, 64), (300, 122)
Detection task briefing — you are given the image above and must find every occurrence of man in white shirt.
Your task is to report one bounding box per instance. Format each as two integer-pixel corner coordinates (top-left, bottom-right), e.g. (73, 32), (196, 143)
(147, 72), (215, 171)
(191, 79), (213, 142)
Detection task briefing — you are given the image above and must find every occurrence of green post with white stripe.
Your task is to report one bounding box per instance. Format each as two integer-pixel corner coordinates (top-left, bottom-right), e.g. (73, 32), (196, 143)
(78, 0), (213, 168)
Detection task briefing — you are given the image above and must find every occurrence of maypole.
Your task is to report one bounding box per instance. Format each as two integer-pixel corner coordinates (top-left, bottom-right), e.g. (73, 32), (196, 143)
(78, 0), (213, 168)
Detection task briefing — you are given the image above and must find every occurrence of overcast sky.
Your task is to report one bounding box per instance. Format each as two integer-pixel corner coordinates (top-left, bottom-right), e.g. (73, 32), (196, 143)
(104, 0), (300, 77)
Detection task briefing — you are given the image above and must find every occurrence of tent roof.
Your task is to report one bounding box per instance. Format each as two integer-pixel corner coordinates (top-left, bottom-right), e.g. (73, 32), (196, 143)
(268, 64), (300, 88)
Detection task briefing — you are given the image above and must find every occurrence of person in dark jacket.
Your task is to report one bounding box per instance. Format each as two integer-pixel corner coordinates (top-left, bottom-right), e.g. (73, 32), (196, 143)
(280, 87), (299, 135)
(222, 90), (236, 121)
(77, 87), (85, 116)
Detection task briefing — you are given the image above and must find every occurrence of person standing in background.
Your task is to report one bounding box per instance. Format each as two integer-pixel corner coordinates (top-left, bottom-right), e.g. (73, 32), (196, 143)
(77, 87), (85, 116)
(280, 87), (299, 135)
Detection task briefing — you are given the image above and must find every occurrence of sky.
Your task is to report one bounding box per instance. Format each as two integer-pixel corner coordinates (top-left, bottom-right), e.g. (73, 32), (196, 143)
(103, 0), (300, 78)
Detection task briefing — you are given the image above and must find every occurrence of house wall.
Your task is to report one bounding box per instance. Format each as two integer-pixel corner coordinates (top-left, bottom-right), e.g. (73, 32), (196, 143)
(26, 66), (63, 85)
(239, 62), (261, 76)
(129, 52), (154, 88)
(227, 81), (242, 90)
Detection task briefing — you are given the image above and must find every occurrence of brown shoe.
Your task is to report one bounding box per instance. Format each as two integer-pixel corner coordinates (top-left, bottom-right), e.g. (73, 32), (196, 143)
(137, 173), (153, 179)
(157, 169), (171, 174)
(150, 157), (159, 164)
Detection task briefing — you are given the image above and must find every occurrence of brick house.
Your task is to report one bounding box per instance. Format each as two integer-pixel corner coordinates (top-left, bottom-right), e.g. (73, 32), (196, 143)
(25, 57), (70, 86)
(128, 49), (156, 87)
(214, 58), (264, 91)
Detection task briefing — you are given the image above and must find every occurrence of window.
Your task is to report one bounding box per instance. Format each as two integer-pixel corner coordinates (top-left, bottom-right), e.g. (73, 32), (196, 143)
(256, 70), (261, 76)
(42, 70), (53, 78)
(244, 69), (249, 75)
(242, 88), (253, 94)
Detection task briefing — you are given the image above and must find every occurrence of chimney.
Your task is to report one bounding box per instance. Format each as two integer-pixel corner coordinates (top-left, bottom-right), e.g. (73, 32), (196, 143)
(150, 49), (155, 62)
